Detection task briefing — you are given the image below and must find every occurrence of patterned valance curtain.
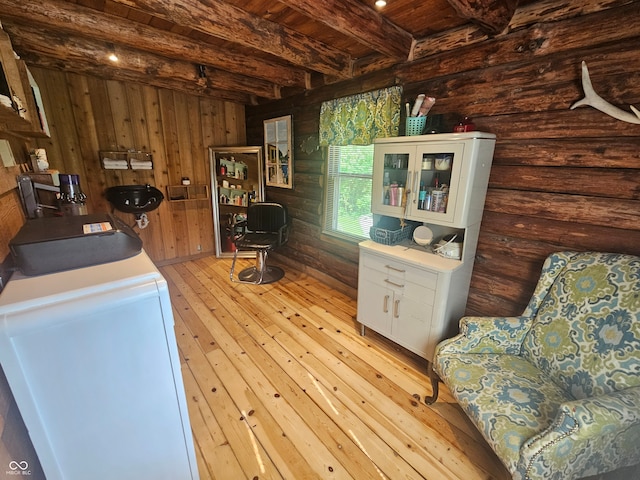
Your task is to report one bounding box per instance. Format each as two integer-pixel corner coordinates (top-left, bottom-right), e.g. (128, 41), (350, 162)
(319, 86), (402, 146)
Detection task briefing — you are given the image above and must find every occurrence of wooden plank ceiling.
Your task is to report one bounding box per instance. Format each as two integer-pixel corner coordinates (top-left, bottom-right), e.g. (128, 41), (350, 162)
(0, 0), (525, 104)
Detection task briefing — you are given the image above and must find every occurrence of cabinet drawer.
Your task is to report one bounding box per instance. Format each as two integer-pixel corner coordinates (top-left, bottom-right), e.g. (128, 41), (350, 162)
(404, 267), (437, 290)
(402, 281), (436, 306)
(360, 264), (403, 289)
(360, 266), (436, 306)
(361, 252), (438, 290)
(362, 252), (407, 275)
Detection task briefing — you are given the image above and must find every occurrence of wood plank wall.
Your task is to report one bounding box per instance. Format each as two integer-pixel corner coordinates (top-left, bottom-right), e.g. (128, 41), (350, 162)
(0, 135), (28, 262)
(25, 68), (246, 263)
(246, 1), (640, 317)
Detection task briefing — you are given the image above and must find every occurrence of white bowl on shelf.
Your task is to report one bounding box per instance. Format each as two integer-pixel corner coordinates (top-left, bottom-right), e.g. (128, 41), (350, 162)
(413, 225), (433, 246)
(435, 155), (452, 170)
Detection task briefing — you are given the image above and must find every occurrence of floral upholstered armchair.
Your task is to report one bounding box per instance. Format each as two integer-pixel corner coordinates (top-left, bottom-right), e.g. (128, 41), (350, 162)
(426, 251), (640, 480)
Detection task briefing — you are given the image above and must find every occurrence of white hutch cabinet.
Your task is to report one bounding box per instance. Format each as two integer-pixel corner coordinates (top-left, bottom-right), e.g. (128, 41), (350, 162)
(358, 132), (496, 361)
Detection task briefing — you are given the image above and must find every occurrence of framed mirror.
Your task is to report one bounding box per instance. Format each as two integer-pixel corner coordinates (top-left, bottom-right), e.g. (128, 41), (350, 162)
(209, 146), (265, 258)
(263, 115), (293, 189)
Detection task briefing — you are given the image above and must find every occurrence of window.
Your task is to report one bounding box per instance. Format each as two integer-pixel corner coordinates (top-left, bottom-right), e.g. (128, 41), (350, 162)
(323, 144), (374, 241)
(318, 86), (401, 242)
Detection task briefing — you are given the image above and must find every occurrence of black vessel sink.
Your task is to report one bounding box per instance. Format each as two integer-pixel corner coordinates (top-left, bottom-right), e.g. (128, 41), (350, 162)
(105, 184), (164, 214)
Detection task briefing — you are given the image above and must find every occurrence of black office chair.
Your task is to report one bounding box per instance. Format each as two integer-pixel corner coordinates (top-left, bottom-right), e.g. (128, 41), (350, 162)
(230, 202), (289, 284)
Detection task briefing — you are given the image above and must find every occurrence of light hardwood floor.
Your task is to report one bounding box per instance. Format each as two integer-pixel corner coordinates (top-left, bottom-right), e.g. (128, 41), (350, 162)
(161, 256), (510, 480)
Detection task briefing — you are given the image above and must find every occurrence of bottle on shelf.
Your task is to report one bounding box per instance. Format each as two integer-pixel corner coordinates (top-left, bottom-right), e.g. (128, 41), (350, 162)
(383, 171), (390, 205)
(424, 190), (432, 211)
(389, 182), (398, 206)
(431, 189), (445, 212)
(441, 184), (449, 213)
(422, 155), (434, 170)
(418, 183), (428, 210)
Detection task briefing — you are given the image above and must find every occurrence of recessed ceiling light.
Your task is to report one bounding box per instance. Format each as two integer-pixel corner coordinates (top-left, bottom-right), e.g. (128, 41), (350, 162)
(107, 43), (119, 62)
(375, 0), (387, 7)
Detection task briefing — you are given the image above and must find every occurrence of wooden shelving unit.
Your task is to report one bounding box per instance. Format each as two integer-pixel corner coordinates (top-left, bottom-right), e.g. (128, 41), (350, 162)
(166, 184), (209, 202)
(100, 151), (153, 170)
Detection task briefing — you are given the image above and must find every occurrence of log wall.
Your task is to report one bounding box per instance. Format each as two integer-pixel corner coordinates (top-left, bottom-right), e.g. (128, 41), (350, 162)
(246, 1), (640, 316)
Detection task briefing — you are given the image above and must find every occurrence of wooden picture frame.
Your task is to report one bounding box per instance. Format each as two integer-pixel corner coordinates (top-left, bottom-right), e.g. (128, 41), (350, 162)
(263, 115), (293, 189)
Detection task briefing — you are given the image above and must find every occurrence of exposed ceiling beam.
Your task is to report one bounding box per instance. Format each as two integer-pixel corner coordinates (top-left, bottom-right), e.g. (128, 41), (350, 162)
(280, 0), (414, 60)
(0, 0), (309, 90)
(3, 21), (266, 103)
(447, 0), (519, 35)
(0, 0), (533, 105)
(109, 0), (353, 78)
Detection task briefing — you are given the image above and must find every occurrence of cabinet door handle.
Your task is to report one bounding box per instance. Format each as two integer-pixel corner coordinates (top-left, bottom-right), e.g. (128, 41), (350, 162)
(412, 171), (420, 204)
(383, 294), (389, 313)
(384, 279), (404, 288)
(386, 265), (405, 273)
(393, 299), (400, 318)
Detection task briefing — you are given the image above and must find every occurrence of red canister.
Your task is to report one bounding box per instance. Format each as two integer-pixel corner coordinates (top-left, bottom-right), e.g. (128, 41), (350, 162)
(454, 116), (475, 132)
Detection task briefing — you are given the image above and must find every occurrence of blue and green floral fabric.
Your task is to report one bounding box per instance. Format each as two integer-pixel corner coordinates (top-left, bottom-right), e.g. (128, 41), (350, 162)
(434, 252), (640, 479)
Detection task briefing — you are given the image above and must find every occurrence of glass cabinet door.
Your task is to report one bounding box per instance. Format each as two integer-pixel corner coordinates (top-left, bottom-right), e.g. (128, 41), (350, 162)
(372, 142), (465, 224)
(371, 144), (412, 217)
(408, 143), (465, 224)
(209, 146), (264, 258)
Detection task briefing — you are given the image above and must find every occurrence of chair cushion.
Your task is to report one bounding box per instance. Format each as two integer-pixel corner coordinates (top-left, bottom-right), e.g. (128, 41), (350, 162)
(235, 232), (280, 250)
(436, 353), (571, 475)
(522, 253), (640, 399)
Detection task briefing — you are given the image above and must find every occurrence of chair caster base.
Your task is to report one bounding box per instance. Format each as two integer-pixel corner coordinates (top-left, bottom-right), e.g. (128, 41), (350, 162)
(238, 266), (285, 284)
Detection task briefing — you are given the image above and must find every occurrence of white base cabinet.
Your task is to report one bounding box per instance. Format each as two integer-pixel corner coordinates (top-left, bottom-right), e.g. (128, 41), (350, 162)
(358, 240), (474, 360)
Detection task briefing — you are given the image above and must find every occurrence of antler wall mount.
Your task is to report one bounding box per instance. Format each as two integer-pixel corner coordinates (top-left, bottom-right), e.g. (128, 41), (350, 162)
(570, 61), (640, 124)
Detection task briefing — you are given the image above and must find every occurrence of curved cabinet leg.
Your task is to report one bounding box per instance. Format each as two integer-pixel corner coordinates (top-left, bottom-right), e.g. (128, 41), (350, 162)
(424, 361), (440, 405)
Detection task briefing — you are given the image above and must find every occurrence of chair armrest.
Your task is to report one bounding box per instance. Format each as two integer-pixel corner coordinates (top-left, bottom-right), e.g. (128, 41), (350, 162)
(436, 315), (532, 356)
(562, 387), (640, 440)
(519, 386), (640, 479)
